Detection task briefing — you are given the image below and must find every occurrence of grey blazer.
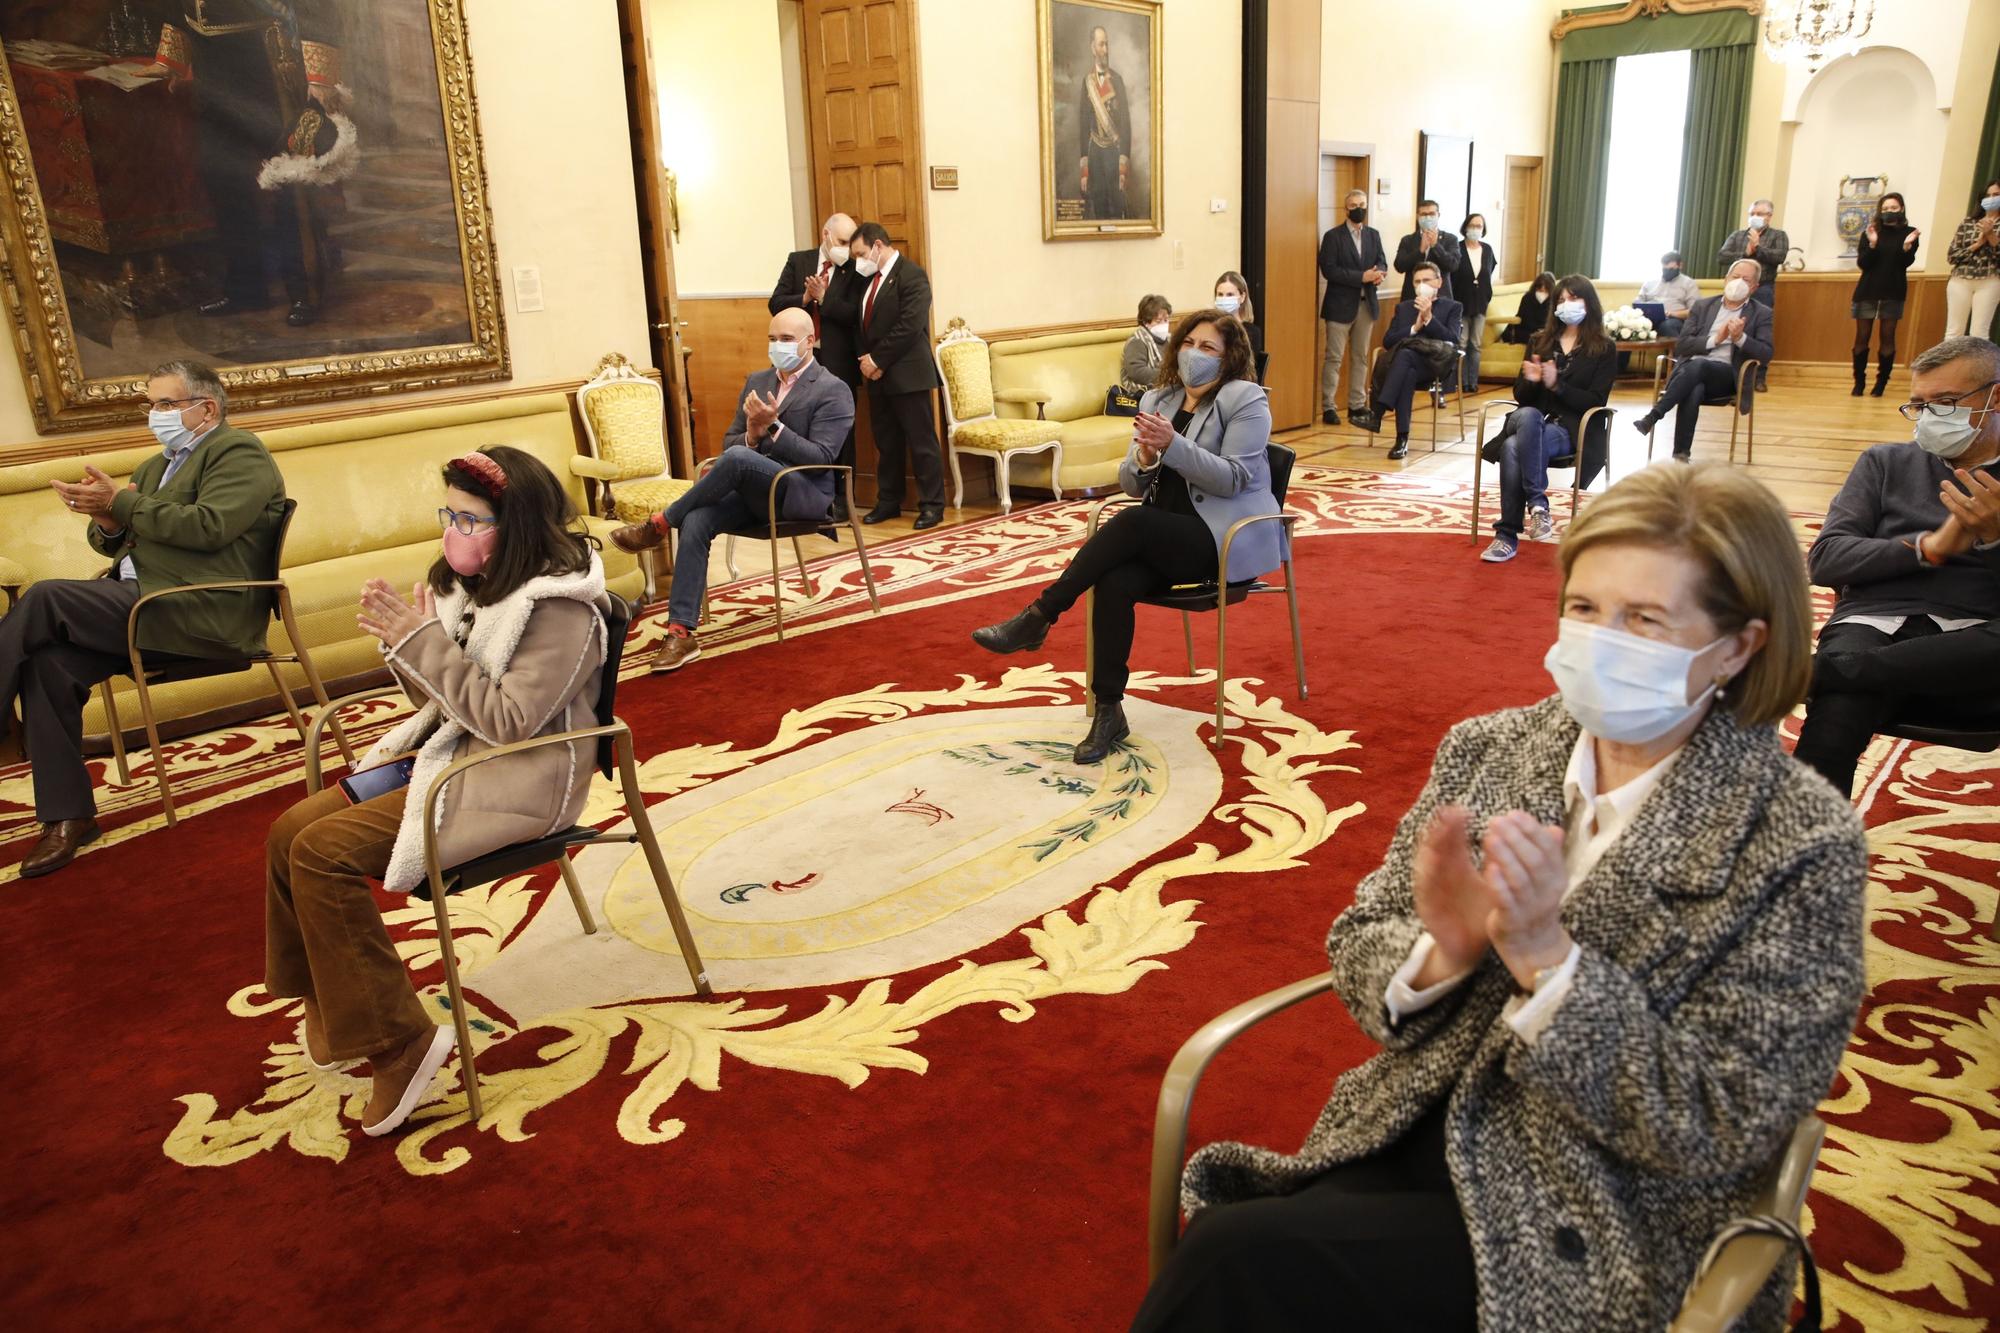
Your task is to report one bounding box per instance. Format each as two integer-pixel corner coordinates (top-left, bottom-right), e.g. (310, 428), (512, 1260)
(720, 359), (856, 521)
(1182, 697), (1867, 1331)
(1121, 379), (1285, 581)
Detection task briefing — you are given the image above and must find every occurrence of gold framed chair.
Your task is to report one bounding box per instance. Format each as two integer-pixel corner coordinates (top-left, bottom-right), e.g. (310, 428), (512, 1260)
(303, 593), (710, 1123)
(1082, 444), (1306, 745)
(97, 497), (354, 828)
(1148, 972), (1829, 1333)
(1644, 353), (1763, 465)
(570, 352), (694, 603)
(935, 318), (1064, 512)
(1468, 400), (1618, 542)
(1366, 344), (1469, 450)
(693, 457), (882, 643)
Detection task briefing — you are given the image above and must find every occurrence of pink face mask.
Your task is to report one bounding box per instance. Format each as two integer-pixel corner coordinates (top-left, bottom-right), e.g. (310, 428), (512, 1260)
(442, 524), (499, 576)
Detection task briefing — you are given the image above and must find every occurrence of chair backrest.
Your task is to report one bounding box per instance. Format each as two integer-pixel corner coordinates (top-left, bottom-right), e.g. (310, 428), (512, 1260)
(1254, 350), (1270, 383)
(1266, 443), (1295, 506)
(934, 319), (994, 428)
(577, 353), (668, 481)
(260, 497), (300, 619)
(593, 592), (633, 776)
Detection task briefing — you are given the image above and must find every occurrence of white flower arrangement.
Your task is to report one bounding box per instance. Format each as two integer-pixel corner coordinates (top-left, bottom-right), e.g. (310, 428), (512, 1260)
(1604, 305), (1656, 341)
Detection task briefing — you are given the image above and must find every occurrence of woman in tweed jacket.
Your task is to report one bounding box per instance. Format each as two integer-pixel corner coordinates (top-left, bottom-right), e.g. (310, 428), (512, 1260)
(1135, 464), (1868, 1331)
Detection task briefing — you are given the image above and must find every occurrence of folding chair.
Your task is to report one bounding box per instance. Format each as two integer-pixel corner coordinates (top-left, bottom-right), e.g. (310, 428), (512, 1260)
(1468, 400), (1618, 542)
(99, 497), (354, 827)
(1147, 971), (1829, 1333)
(303, 593), (710, 1122)
(1645, 354), (1763, 465)
(1367, 345), (1469, 450)
(1082, 444), (1306, 745)
(698, 458), (883, 642)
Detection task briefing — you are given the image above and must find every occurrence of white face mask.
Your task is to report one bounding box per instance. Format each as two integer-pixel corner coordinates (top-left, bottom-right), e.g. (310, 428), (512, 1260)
(1214, 294), (1241, 315)
(1543, 618), (1723, 745)
(147, 404), (201, 454)
(826, 244), (850, 267)
(853, 252), (880, 278)
(1748, 215), (1768, 231)
(1147, 320), (1170, 341)
(1912, 390), (1994, 459)
(1724, 278), (1751, 302)
(1415, 282), (1437, 300)
(1464, 226), (1483, 242)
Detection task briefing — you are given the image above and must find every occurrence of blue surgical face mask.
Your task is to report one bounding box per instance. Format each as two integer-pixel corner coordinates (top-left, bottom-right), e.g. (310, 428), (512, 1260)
(1213, 294), (1241, 315)
(768, 339), (805, 373)
(1555, 300), (1587, 326)
(1178, 347), (1221, 388)
(147, 405), (200, 454)
(1418, 215), (1439, 232)
(1983, 196), (2000, 213)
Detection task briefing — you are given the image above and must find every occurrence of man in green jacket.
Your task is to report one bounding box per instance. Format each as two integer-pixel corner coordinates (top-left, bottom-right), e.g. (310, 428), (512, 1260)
(0, 360), (286, 877)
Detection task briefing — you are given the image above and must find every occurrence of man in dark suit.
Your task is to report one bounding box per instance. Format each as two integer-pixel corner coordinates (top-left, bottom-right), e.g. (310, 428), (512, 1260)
(1393, 199), (1461, 302)
(1076, 25), (1132, 220)
(846, 220), (946, 529)
(609, 308), (855, 673)
(1319, 189), (1387, 427)
(770, 213), (862, 517)
(1356, 260), (1462, 460)
(0, 359), (286, 876)
(1632, 259), (1775, 462)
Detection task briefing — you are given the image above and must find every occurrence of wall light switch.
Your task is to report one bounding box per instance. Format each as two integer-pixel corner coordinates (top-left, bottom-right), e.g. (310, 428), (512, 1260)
(1209, 197), (1227, 214)
(513, 265), (544, 313)
(1173, 239), (1185, 269)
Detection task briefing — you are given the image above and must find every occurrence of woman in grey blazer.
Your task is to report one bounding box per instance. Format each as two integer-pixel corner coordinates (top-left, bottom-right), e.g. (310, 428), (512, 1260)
(972, 309), (1282, 762)
(1135, 463), (1868, 1331)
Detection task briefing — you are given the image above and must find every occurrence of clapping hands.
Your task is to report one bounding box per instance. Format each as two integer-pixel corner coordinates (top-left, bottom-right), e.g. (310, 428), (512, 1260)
(357, 579), (435, 648)
(1412, 806), (1573, 990)
(1132, 410), (1173, 467)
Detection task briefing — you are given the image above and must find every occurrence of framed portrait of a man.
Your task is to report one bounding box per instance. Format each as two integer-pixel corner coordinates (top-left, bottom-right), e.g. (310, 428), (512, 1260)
(0, 0), (506, 434)
(1038, 0), (1162, 241)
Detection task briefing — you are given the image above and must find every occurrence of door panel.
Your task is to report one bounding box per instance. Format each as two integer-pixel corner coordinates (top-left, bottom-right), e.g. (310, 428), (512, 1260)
(804, 0), (927, 263)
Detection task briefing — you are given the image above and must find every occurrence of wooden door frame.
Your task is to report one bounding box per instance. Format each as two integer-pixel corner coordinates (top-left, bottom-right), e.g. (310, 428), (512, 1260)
(1504, 153), (1547, 283)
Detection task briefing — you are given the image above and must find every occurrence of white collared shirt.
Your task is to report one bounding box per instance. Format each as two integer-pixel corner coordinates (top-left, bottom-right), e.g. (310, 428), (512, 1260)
(117, 422), (218, 580)
(1385, 731), (1682, 1043)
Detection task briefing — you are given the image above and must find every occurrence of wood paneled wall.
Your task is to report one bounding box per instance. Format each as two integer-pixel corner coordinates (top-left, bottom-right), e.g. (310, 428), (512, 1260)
(1769, 273), (1950, 367)
(678, 297), (776, 459)
(1255, 0), (1321, 432)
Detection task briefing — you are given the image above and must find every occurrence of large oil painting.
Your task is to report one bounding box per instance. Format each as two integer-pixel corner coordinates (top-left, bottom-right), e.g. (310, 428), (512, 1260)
(1037, 0), (1162, 241)
(0, 0), (505, 435)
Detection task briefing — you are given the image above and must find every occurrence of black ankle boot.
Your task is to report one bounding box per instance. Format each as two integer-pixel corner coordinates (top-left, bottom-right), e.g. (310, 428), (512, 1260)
(1073, 701), (1129, 764)
(971, 604), (1050, 654)
(1851, 350), (1867, 397)
(1872, 355), (1893, 397)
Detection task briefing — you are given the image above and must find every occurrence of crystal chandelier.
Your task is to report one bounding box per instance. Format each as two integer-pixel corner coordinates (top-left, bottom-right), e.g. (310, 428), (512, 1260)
(1763, 1), (1876, 73)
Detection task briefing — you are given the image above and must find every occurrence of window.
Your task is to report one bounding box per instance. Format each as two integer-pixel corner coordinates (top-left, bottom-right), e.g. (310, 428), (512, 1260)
(1597, 49), (1693, 280)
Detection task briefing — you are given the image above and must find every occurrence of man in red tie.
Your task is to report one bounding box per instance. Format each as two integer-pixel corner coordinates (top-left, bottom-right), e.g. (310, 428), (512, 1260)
(844, 221), (947, 530)
(770, 214), (862, 518)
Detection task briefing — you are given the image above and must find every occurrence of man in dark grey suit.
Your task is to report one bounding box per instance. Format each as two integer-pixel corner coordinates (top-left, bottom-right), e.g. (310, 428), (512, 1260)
(610, 308), (854, 672)
(1632, 259), (1774, 462)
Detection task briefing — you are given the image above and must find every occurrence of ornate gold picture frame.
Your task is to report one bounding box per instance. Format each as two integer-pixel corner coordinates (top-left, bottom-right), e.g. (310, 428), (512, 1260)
(0, 0), (506, 435)
(1037, 0), (1164, 241)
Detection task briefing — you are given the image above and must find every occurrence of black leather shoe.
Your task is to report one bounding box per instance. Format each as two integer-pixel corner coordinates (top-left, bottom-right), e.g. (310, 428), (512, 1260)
(913, 506), (944, 531)
(1387, 439), (1409, 460)
(1073, 702), (1129, 764)
(1631, 415), (1655, 435)
(20, 818), (101, 878)
(971, 604), (1050, 654)
(197, 296), (267, 316)
(861, 505), (900, 525)
(1353, 406), (1382, 435)
(286, 301), (319, 327)
(829, 501), (850, 523)
(1321, 408), (1339, 426)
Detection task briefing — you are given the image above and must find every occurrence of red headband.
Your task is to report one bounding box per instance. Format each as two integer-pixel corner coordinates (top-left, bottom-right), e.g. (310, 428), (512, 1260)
(452, 451), (508, 500)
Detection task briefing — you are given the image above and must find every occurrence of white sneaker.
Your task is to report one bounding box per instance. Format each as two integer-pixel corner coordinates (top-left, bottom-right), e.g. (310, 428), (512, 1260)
(1526, 507), (1554, 541)
(1480, 536), (1518, 563)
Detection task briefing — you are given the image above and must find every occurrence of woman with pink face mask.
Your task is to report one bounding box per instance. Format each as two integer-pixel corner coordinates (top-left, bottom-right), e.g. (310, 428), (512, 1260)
(261, 445), (609, 1137)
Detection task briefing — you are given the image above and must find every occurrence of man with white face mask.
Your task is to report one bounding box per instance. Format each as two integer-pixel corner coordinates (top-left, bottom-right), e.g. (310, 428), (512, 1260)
(1631, 259), (1773, 461)
(0, 360), (285, 876)
(1794, 335), (2000, 796)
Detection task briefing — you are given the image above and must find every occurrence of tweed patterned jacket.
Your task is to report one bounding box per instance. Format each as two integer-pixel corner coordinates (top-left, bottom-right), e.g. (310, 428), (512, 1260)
(1181, 696), (1868, 1331)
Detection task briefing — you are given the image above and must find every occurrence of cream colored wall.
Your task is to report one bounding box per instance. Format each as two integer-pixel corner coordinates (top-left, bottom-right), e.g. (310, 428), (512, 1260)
(917, 0), (1242, 331)
(1319, 0), (1563, 274)
(0, 0), (654, 446)
(647, 0), (798, 294)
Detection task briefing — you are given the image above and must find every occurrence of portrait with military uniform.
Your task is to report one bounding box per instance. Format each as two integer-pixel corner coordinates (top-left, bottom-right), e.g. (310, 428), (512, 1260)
(0, 0), (505, 434)
(1037, 0), (1162, 241)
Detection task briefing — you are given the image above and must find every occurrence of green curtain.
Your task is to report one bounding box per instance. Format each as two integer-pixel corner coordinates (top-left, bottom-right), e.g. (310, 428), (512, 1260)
(1546, 58), (1616, 278)
(1673, 41), (1753, 280)
(1557, 9), (1755, 62)
(1974, 44), (2000, 339)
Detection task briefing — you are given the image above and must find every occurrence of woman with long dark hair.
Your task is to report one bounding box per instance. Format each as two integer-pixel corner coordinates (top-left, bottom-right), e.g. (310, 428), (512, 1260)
(1850, 191), (1920, 396)
(970, 309), (1282, 762)
(1480, 275), (1616, 563)
(262, 446), (609, 1137)
(1944, 179), (2000, 338)
(1499, 272), (1556, 346)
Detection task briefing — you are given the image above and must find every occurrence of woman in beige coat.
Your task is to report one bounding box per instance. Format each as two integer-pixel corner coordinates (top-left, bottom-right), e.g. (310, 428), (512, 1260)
(263, 447), (609, 1136)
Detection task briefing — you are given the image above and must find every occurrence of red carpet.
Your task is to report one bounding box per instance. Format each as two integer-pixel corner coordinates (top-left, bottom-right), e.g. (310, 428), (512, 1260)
(1, 470), (1993, 1331)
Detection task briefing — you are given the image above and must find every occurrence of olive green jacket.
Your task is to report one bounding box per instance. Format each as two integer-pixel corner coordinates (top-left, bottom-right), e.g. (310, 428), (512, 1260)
(87, 424), (288, 659)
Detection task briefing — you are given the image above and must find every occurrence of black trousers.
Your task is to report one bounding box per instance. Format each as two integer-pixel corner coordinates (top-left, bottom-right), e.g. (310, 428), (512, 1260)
(1034, 506), (1216, 704)
(1131, 1099), (1478, 1332)
(1650, 358), (1737, 458)
(1372, 345), (1432, 440)
(0, 578), (164, 823)
(867, 383), (945, 510)
(1795, 616), (2000, 796)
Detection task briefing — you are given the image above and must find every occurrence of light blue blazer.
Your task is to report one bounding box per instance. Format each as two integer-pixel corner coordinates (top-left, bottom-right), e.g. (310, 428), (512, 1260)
(1120, 379), (1285, 582)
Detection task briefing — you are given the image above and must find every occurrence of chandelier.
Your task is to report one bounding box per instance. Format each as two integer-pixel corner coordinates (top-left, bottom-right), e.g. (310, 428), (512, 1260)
(1762, 1), (1876, 73)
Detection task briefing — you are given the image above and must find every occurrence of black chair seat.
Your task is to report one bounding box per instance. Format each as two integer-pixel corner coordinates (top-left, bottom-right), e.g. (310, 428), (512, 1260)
(418, 826), (597, 901)
(1140, 579), (1263, 611)
(1888, 725), (2000, 751)
(142, 652), (269, 684)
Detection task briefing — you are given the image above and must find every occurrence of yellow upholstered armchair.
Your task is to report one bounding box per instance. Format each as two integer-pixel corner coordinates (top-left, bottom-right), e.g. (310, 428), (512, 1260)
(935, 320), (1064, 513)
(573, 353), (692, 601)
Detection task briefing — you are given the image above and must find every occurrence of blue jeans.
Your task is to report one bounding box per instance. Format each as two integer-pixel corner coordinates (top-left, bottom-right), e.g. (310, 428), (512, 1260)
(663, 447), (797, 630)
(1493, 408), (1569, 541)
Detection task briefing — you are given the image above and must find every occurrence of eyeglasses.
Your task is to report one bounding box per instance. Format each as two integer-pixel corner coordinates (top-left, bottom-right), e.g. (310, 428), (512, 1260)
(145, 397), (201, 413)
(1898, 380), (2000, 421)
(438, 507), (499, 536)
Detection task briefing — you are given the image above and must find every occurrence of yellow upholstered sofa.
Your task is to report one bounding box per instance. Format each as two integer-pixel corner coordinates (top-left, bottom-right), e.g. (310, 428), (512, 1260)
(0, 392), (644, 743)
(1478, 277), (1726, 383)
(977, 325), (1136, 494)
